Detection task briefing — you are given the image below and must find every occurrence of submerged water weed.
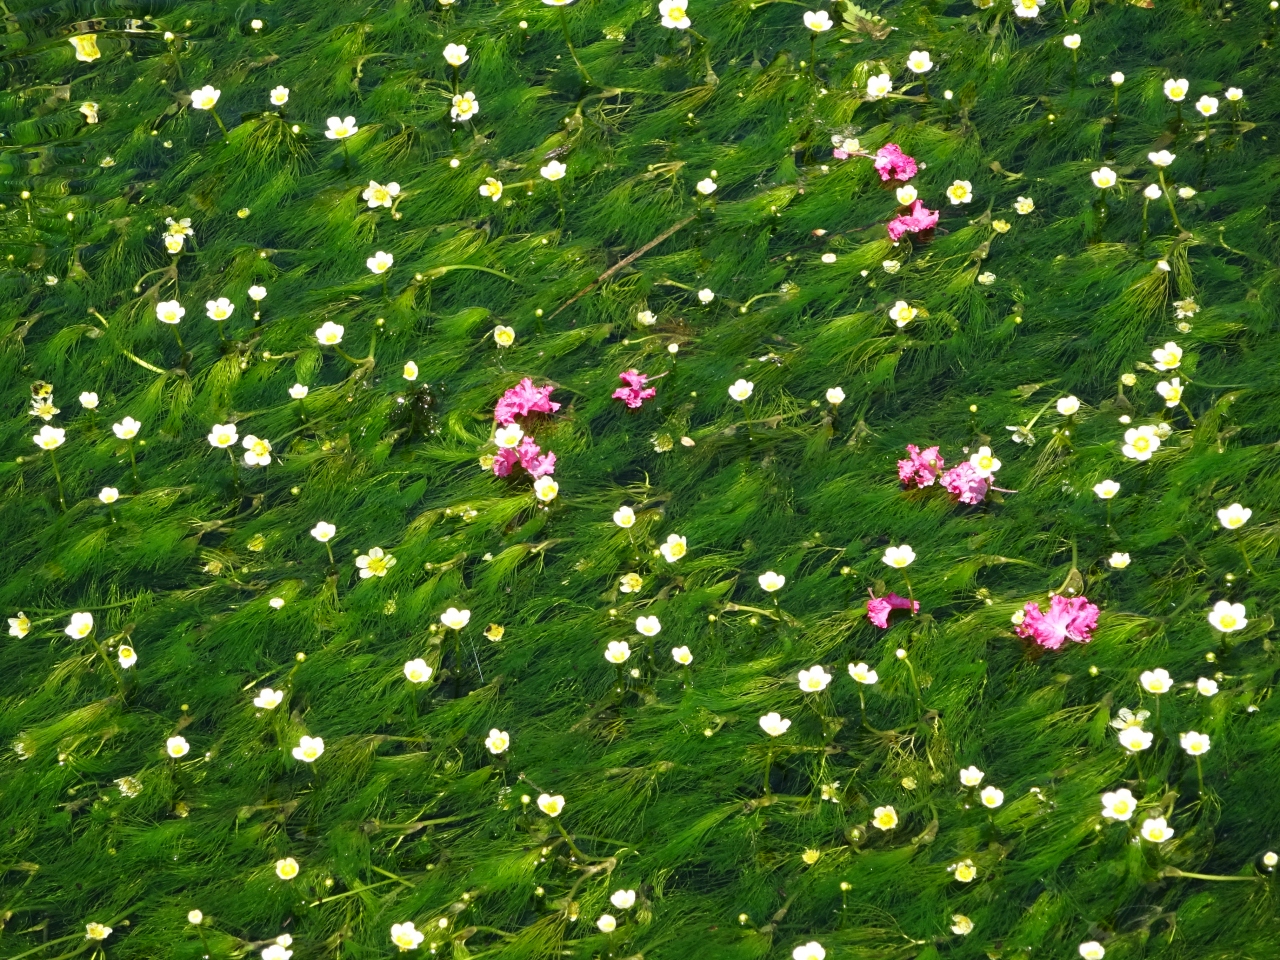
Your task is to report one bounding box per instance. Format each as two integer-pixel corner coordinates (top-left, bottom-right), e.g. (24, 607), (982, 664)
(2, 0), (1278, 957)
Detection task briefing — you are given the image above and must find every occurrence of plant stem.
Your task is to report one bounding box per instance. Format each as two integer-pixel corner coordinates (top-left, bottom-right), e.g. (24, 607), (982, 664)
(763, 746), (774, 797)
(48, 447), (67, 511)
(128, 440), (141, 492)
(227, 448), (242, 500)
(1157, 170), (1184, 231)
(558, 7), (594, 85)
(209, 106), (231, 141)
(1235, 530), (1256, 576)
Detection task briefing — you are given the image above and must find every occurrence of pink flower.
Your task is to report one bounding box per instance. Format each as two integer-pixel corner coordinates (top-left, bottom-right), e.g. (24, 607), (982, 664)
(941, 462), (989, 505)
(494, 378), (561, 426)
(867, 590), (919, 628)
(886, 200), (939, 242)
(517, 437), (556, 478)
(1015, 595), (1100, 651)
(898, 444), (944, 487)
(492, 447), (520, 477)
(874, 143), (918, 182)
(612, 369), (658, 409)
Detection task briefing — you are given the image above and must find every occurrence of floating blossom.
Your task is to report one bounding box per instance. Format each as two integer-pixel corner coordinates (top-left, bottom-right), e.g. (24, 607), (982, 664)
(865, 73), (892, 100)
(946, 180), (974, 205)
(479, 177), (504, 201)
(597, 915), (617, 933)
(1140, 816), (1174, 843)
(660, 533), (687, 562)
(1015, 595), (1099, 650)
(275, 857), (300, 880)
(1101, 788), (1136, 820)
(367, 251), (394, 274)
(206, 297), (234, 322)
(270, 86), (289, 105)
(441, 607), (471, 630)
(792, 943), (826, 960)
(1012, 0), (1044, 16)
(798, 665), (832, 693)
(494, 378), (560, 425)
(1149, 150), (1176, 168)
(1140, 668), (1173, 694)
(1197, 677), (1219, 696)
(659, 0), (691, 28)
(403, 361), (419, 381)
(117, 644), (137, 668)
(391, 922), (425, 952)
(363, 180), (401, 208)
(404, 659), (433, 683)
(34, 425), (66, 450)
(960, 765), (984, 787)
(898, 444), (944, 487)
(873, 805), (899, 830)
(156, 300), (185, 324)
(1208, 600), (1246, 633)
(867, 591), (918, 628)
(873, 144), (917, 182)
(113, 416), (141, 440)
(1094, 480), (1120, 499)
(758, 571), (786, 592)
(611, 889), (636, 910)
(613, 369), (658, 408)
(698, 288), (715, 303)
(605, 640), (631, 663)
(1091, 167), (1117, 189)
(534, 476), (559, 502)
(848, 662), (878, 684)
(980, 786), (1004, 808)
(968, 445), (1001, 478)
(1063, 33), (1080, 49)
(759, 712), (791, 736)
(1155, 378), (1182, 407)
(889, 301), (918, 327)
(832, 137), (861, 160)
(537, 793), (564, 816)
(80, 392), (99, 409)
(242, 435), (272, 466)
(882, 544), (915, 568)
(356, 547), (395, 578)
(906, 50), (932, 73)
(190, 85), (221, 110)
(1225, 86), (1243, 101)
(613, 506), (636, 528)
(66, 612), (94, 638)
(803, 10), (832, 30)
(166, 735), (190, 758)
(1122, 425), (1160, 461)
(325, 116), (358, 139)
(1109, 552), (1130, 569)
(896, 185), (918, 205)
(1151, 341), (1182, 370)
(728, 379), (754, 401)
(1180, 730), (1210, 756)
(451, 91), (479, 121)
(541, 160), (567, 181)
(254, 688), (284, 709)
(1218, 503), (1251, 529)
(1163, 78), (1189, 102)
(1079, 943), (1106, 960)
(672, 645), (693, 665)
(635, 615), (661, 636)
(941, 462), (989, 504)
(443, 42), (468, 66)
(826, 387), (845, 405)
(292, 735), (325, 762)
(886, 200), (939, 241)
(1118, 726), (1153, 752)
(485, 729), (510, 754)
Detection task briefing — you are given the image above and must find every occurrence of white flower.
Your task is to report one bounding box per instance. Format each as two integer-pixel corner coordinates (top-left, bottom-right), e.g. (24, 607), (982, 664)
(404, 658), (433, 683)
(537, 793), (564, 816)
(882, 544), (915, 568)
(99, 487), (119, 505)
(660, 534), (687, 562)
(1121, 425), (1160, 461)
(969, 445), (1001, 477)
(1148, 150), (1176, 168)
(889, 301), (917, 327)
(1100, 788), (1136, 821)
(8, 612), (30, 638)
(1079, 941), (1106, 960)
(403, 361), (419, 381)
(485, 729), (509, 754)
(113, 416), (141, 440)
(883, 258), (902, 273)
(85, 923), (113, 941)
(315, 321), (345, 345)
(541, 160), (567, 181)
(207, 423), (238, 449)
(66, 611), (94, 638)
(759, 712), (791, 736)
(1193, 95), (1218, 116)
(758, 571), (786, 592)
(292, 735), (325, 762)
(1091, 167), (1117, 189)
(946, 180), (973, 205)
(610, 889), (636, 910)
(659, 0), (691, 29)
(262, 945), (292, 960)
(798, 665), (832, 693)
(1108, 552), (1130, 569)
(1218, 503), (1251, 529)
(80, 101), (100, 123)
(1140, 816), (1174, 843)
(534, 476), (559, 502)
(1208, 600), (1246, 633)
(636, 310), (656, 326)
(270, 86), (289, 106)
(326, 116), (358, 139)
(164, 234), (186, 254)
(363, 180), (401, 208)
(596, 914), (617, 933)
(695, 177), (717, 196)
(672, 645), (693, 665)
(188, 910), (204, 925)
(190, 85), (221, 110)
(951, 916), (974, 936)
(792, 943), (826, 960)
(242, 434), (273, 466)
(906, 50), (933, 73)
(613, 506), (636, 528)
(896, 184), (918, 205)
(873, 805), (899, 830)
(848, 662), (878, 685)
(451, 91), (479, 121)
(493, 325), (516, 347)
(166, 735), (190, 758)
(959, 765), (984, 787)
(1012, 0), (1044, 16)
(1151, 341), (1183, 370)
(275, 858), (299, 881)
(443, 42), (469, 66)
(248, 285), (267, 301)
(1163, 78), (1188, 102)
(635, 615), (662, 637)
(1063, 33), (1080, 49)
(391, 922), (425, 952)
(728, 378), (754, 401)
(309, 522), (336, 544)
(289, 384), (309, 401)
(605, 640), (632, 663)
(356, 546), (395, 578)
(1093, 479), (1120, 499)
(33, 425), (65, 450)
(698, 288), (715, 303)
(1140, 668), (1173, 694)
(117, 644), (137, 668)
(479, 177), (504, 201)
(254, 688), (284, 709)
(1196, 677), (1219, 697)
(367, 251), (394, 274)
(1266, 851), (1280, 868)
(1225, 86), (1243, 101)
(1144, 183), (1162, 201)
(495, 424), (524, 448)
(1118, 726), (1153, 752)
(79, 392), (99, 409)
(977, 271), (996, 286)
(826, 387), (845, 405)
(1156, 378), (1182, 406)
(1014, 196), (1035, 216)
(980, 785), (1004, 808)
(865, 73), (892, 99)
(803, 10), (832, 30)
(1057, 395), (1080, 416)
(441, 607), (471, 630)
(156, 300), (185, 324)
(1179, 730), (1210, 756)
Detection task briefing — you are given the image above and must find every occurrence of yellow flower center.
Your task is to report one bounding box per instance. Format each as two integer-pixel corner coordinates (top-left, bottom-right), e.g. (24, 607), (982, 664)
(1219, 614), (1236, 629)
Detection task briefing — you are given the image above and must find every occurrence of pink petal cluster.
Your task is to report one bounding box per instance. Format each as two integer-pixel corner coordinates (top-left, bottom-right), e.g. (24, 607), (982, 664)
(898, 444), (944, 488)
(494, 378), (561, 426)
(493, 437), (556, 479)
(867, 590), (919, 628)
(874, 143), (918, 182)
(941, 462), (989, 505)
(612, 369), (658, 409)
(1015, 595), (1100, 651)
(886, 200), (940, 242)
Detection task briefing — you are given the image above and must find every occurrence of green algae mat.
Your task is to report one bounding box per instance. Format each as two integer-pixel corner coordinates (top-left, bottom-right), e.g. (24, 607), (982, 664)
(3, 0), (1280, 957)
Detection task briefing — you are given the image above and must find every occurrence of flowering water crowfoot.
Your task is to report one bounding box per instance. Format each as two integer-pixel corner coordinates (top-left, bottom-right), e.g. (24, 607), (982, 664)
(907, 50), (932, 73)
(167, 736), (190, 758)
(1218, 503), (1251, 529)
(1079, 943), (1106, 960)
(759, 712), (791, 736)
(968, 445), (1001, 478)
(946, 180), (974, 205)
(1208, 600), (1246, 632)
(275, 857), (299, 880)
(803, 10), (832, 30)
(960, 765), (984, 786)
(1152, 341), (1182, 370)
(1164, 78), (1189, 102)
(254, 688), (284, 709)
(1101, 788), (1136, 820)
(798, 666), (832, 692)
(792, 943), (826, 960)
(485, 729), (510, 754)
(1140, 668), (1173, 694)
(605, 640), (631, 663)
(882, 545), (916, 568)
(1140, 817), (1175, 843)
(1015, 595), (1100, 650)
(873, 805), (899, 829)
(865, 73), (893, 99)
(391, 922), (425, 952)
(758, 571), (785, 592)
(659, 0), (690, 29)
(356, 547), (395, 578)
(451, 91), (479, 121)
(242, 435), (272, 466)
(326, 116), (358, 139)
(980, 786), (1004, 808)
(404, 659), (433, 683)
(1122, 425), (1161, 461)
(672, 645), (693, 665)
(292, 736), (325, 762)
(1180, 731), (1211, 756)
(660, 534), (687, 562)
(728, 378), (754, 401)
(635, 615), (661, 636)
(537, 794), (564, 816)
